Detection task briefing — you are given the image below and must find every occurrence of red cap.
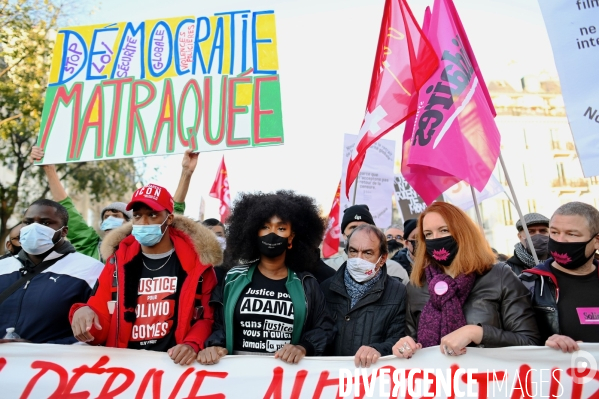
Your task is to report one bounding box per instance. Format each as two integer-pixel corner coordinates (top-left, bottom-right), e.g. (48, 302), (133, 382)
(127, 184), (174, 213)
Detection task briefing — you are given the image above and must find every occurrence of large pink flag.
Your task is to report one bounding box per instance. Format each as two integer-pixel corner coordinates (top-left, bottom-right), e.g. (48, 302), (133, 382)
(344, 0), (438, 198)
(402, 0), (501, 204)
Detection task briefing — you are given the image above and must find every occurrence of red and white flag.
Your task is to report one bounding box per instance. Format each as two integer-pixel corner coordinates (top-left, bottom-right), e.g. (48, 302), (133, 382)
(402, 0), (501, 204)
(209, 156), (231, 223)
(345, 0), (439, 198)
(322, 182), (341, 258)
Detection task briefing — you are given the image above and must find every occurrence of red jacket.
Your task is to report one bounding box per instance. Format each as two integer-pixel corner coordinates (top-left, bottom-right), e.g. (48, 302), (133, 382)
(70, 215), (223, 353)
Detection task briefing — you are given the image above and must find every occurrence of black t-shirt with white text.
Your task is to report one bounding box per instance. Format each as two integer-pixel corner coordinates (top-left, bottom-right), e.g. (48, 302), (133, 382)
(233, 268), (294, 353)
(551, 265), (599, 342)
(128, 250), (187, 352)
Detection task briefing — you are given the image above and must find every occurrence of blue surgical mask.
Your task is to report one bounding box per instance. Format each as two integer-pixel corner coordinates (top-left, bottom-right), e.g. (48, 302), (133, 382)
(100, 216), (125, 231)
(19, 223), (64, 255)
(131, 217), (169, 247)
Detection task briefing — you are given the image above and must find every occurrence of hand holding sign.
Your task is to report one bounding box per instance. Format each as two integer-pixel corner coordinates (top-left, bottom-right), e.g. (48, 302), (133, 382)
(71, 306), (102, 342)
(274, 344), (306, 364)
(197, 346), (228, 365)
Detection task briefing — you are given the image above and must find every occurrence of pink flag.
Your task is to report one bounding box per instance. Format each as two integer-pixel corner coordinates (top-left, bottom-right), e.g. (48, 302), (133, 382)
(322, 182), (341, 258)
(209, 156), (231, 223)
(402, 0), (501, 204)
(345, 0), (439, 198)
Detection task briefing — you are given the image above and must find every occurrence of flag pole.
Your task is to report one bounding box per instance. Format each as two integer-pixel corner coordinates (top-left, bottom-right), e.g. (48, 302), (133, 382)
(469, 185), (484, 230)
(499, 152), (539, 264)
(352, 174), (360, 205)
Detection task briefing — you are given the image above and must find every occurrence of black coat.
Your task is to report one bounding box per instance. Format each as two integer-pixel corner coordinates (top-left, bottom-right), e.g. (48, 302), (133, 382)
(506, 252), (529, 276)
(392, 248), (413, 276)
(320, 263), (406, 356)
(407, 263), (541, 347)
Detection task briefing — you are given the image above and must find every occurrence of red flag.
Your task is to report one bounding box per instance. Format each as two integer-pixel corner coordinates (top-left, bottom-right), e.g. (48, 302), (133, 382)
(401, 0), (501, 204)
(322, 182), (341, 258)
(209, 156), (231, 223)
(345, 0), (439, 198)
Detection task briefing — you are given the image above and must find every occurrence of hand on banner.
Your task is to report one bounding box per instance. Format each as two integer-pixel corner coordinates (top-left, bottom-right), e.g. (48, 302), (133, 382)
(197, 346), (228, 365)
(354, 346), (381, 368)
(392, 336), (422, 359)
(168, 344), (196, 365)
(71, 306), (102, 342)
(181, 149), (199, 175)
(274, 344), (306, 364)
(439, 325), (482, 356)
(30, 146), (55, 172)
(545, 334), (581, 353)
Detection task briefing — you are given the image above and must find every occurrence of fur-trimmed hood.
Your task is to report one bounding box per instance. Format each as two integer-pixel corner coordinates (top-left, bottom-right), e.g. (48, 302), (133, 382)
(100, 214), (223, 267)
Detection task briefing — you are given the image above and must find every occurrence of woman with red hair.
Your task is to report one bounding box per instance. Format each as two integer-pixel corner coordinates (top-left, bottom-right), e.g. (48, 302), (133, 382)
(393, 202), (540, 358)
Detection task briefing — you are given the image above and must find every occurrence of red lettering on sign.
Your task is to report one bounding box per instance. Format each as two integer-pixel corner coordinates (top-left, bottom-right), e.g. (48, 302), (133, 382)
(312, 370), (343, 399)
(511, 365), (533, 399)
(184, 370), (227, 399)
(21, 361), (68, 399)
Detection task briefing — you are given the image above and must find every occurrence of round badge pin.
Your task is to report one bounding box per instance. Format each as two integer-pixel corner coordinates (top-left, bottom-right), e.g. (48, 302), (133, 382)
(434, 281), (448, 295)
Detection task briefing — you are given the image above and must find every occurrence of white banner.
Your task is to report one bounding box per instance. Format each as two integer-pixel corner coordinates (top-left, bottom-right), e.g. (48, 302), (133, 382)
(444, 175), (505, 211)
(341, 134), (395, 228)
(537, 1), (599, 177)
(1, 343), (599, 398)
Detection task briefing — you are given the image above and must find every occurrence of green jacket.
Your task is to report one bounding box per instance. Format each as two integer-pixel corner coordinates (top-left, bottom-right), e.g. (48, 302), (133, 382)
(221, 263), (307, 353)
(59, 197), (186, 261)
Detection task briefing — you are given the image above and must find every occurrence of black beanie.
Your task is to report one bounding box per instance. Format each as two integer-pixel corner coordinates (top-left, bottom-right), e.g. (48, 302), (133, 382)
(341, 204), (375, 233)
(403, 219), (418, 240)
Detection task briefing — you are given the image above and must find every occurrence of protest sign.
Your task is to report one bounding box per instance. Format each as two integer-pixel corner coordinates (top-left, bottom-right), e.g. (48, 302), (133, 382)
(2, 343), (599, 398)
(37, 11), (284, 164)
(393, 174), (430, 221)
(444, 175), (505, 211)
(538, 1), (599, 177)
(341, 134), (395, 228)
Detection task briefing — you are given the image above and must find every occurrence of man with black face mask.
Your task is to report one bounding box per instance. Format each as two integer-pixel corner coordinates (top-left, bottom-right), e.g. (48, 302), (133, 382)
(506, 213), (550, 275)
(0, 199), (104, 343)
(520, 202), (599, 351)
(0, 224), (22, 260)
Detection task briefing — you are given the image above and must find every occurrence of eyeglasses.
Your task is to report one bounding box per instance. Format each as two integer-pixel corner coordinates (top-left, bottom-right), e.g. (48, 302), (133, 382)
(386, 234), (404, 241)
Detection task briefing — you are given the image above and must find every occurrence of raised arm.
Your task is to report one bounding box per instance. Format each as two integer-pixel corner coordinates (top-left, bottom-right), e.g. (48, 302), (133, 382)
(173, 149), (199, 214)
(31, 146), (67, 201)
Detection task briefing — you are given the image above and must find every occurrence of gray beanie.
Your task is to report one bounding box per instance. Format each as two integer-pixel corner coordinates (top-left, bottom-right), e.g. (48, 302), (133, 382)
(101, 202), (132, 221)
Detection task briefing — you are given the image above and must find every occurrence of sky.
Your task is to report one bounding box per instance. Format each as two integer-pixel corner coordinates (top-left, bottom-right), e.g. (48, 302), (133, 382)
(77, 0), (558, 220)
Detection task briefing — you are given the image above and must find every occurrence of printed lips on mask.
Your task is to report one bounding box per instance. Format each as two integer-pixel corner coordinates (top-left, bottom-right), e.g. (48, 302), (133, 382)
(548, 235), (597, 270)
(425, 236), (459, 267)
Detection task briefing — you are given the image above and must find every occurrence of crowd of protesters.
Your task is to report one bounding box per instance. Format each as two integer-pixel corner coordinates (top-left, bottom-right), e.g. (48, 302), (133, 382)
(0, 148), (598, 367)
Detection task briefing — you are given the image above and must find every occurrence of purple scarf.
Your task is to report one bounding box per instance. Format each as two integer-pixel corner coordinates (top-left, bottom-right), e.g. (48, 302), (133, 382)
(417, 265), (476, 348)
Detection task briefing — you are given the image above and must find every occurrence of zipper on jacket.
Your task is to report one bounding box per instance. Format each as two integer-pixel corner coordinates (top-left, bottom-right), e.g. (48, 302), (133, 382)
(301, 274), (310, 328)
(114, 257), (120, 345)
(534, 306), (555, 312)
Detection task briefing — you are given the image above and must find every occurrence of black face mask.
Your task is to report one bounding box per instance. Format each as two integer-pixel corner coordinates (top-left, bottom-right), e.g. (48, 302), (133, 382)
(548, 235), (597, 270)
(387, 240), (403, 253)
(258, 233), (288, 258)
(525, 234), (549, 259)
(407, 239), (418, 255)
(425, 236), (459, 267)
(9, 245), (21, 256)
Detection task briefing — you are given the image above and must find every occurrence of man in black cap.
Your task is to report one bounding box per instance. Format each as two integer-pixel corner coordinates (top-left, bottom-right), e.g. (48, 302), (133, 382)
(323, 205), (408, 282)
(506, 212), (550, 275)
(391, 219), (417, 276)
(323, 205), (376, 269)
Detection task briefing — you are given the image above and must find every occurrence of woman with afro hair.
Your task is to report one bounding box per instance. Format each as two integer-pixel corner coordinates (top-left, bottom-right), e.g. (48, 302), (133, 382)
(198, 190), (335, 364)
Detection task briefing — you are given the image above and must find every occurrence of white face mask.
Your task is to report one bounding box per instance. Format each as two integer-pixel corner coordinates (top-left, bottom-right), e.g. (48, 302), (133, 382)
(19, 223), (64, 255)
(216, 236), (226, 251)
(346, 256), (381, 282)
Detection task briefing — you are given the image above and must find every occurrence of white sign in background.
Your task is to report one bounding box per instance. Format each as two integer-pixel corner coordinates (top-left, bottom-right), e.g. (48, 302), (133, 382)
(340, 134), (395, 228)
(1, 344), (599, 398)
(538, 1), (599, 177)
